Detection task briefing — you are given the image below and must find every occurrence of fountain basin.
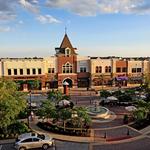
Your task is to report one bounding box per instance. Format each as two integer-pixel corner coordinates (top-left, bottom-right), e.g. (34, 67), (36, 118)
(87, 106), (110, 119)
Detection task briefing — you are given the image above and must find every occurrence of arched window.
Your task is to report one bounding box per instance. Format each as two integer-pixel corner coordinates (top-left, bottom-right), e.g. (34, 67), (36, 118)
(105, 66), (108, 73)
(108, 66), (111, 73)
(96, 66), (99, 73)
(98, 66), (102, 73)
(96, 66), (102, 73)
(65, 48), (71, 57)
(63, 62), (73, 73)
(105, 66), (111, 73)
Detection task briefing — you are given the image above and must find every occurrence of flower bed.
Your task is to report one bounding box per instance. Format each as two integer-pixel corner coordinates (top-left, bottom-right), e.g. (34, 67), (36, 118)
(37, 122), (90, 137)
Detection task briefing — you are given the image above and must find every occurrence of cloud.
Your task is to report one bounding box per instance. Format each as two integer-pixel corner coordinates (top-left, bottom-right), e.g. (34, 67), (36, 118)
(45, 0), (150, 16)
(46, 0), (98, 16)
(0, 26), (11, 32)
(0, 0), (17, 22)
(36, 14), (61, 24)
(19, 0), (39, 13)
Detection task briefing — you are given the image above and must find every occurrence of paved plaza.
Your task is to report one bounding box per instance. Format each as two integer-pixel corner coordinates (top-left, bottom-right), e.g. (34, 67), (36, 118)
(1, 94), (150, 150)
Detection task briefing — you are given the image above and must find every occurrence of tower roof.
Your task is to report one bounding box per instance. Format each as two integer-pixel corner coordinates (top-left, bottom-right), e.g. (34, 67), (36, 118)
(60, 34), (73, 49)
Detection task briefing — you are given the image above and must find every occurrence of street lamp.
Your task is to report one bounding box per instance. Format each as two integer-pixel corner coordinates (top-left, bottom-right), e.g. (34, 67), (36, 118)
(28, 90), (32, 125)
(63, 81), (69, 95)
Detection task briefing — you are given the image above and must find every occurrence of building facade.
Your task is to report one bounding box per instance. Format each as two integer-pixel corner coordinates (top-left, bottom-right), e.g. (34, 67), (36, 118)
(0, 34), (150, 91)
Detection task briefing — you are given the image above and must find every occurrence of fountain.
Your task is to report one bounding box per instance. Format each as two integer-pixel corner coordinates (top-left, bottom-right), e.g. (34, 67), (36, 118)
(87, 100), (116, 123)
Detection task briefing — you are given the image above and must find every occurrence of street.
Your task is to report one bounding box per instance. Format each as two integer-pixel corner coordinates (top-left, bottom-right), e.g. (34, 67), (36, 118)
(0, 140), (89, 150)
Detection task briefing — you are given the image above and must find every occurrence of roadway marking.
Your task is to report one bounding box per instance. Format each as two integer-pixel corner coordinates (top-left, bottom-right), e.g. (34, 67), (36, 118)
(0, 145), (2, 150)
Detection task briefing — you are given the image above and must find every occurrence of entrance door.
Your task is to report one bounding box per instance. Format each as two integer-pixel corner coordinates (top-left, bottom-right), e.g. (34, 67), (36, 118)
(63, 78), (73, 88)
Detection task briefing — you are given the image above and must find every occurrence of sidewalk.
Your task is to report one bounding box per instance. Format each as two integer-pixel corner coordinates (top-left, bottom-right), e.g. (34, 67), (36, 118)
(140, 125), (150, 135)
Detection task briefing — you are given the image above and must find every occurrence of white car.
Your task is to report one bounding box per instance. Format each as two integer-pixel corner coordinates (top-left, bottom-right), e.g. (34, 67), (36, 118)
(15, 133), (54, 150)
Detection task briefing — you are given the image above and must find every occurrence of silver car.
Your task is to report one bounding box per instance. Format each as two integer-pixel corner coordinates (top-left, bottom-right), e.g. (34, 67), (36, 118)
(14, 134), (54, 150)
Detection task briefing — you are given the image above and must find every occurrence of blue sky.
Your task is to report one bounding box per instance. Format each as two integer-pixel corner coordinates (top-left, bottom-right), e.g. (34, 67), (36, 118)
(0, 0), (150, 57)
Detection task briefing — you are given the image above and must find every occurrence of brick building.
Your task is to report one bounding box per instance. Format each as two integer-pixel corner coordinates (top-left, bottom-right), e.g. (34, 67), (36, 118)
(0, 33), (150, 91)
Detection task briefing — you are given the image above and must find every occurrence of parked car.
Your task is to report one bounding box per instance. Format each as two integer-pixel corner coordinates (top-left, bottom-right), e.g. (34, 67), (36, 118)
(17, 132), (44, 141)
(15, 133), (54, 150)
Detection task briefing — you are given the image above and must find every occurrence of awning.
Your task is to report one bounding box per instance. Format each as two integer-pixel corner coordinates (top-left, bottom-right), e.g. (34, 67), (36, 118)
(16, 80), (25, 84)
(129, 77), (142, 81)
(116, 76), (128, 81)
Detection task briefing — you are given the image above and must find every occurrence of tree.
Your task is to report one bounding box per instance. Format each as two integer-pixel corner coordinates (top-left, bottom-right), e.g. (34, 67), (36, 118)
(37, 100), (57, 122)
(59, 108), (72, 131)
(133, 100), (150, 121)
(0, 79), (27, 131)
(47, 90), (70, 104)
(32, 80), (40, 91)
(75, 107), (91, 128)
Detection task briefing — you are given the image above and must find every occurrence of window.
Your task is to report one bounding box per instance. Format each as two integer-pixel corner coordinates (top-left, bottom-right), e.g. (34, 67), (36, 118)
(32, 138), (40, 142)
(80, 67), (86, 72)
(32, 68), (36, 75)
(96, 66), (102, 73)
(137, 68), (142, 72)
(21, 138), (32, 143)
(38, 68), (41, 74)
(132, 68), (136, 73)
(48, 68), (55, 74)
(108, 66), (111, 73)
(65, 48), (71, 57)
(8, 69), (11, 75)
(14, 69), (17, 75)
(105, 66), (108, 73)
(98, 66), (102, 73)
(105, 66), (111, 73)
(122, 67), (127, 72)
(116, 67), (121, 73)
(51, 68), (54, 73)
(27, 68), (30, 75)
(20, 69), (23, 75)
(96, 66), (99, 73)
(62, 63), (73, 73)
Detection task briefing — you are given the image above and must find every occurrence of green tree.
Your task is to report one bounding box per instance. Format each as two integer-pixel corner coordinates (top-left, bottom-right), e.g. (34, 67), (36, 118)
(141, 73), (150, 91)
(59, 108), (72, 131)
(133, 100), (150, 121)
(0, 79), (27, 132)
(37, 100), (57, 122)
(75, 107), (91, 128)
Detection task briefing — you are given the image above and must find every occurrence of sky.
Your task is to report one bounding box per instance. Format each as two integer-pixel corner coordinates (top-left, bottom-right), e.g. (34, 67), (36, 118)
(0, 0), (150, 58)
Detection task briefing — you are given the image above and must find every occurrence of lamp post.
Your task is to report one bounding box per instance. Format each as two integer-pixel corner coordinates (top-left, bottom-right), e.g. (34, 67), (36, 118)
(28, 90), (32, 125)
(63, 81), (69, 96)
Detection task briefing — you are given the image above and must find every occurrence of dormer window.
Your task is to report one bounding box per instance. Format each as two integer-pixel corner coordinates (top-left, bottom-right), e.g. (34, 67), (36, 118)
(65, 48), (71, 57)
